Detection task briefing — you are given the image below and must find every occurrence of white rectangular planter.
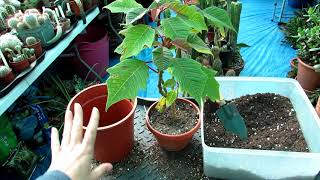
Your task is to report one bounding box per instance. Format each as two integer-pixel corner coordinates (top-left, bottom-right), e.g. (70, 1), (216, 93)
(201, 77), (320, 180)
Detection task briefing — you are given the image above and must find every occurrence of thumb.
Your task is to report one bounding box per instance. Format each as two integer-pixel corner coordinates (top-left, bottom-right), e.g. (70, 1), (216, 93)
(89, 163), (113, 180)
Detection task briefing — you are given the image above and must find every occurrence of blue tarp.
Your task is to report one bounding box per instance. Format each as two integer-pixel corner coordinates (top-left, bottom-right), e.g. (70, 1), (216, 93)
(109, 0), (298, 98)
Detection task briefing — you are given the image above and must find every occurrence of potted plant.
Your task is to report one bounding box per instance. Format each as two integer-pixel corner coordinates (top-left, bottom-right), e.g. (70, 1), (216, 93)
(104, 0), (236, 151)
(26, 36), (42, 58)
(0, 4), (17, 33)
(5, 45), (35, 71)
(295, 5), (320, 90)
(0, 65), (15, 84)
(201, 77), (320, 179)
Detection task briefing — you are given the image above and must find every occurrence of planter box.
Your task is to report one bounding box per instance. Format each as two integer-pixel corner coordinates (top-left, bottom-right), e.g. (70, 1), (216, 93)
(201, 77), (320, 180)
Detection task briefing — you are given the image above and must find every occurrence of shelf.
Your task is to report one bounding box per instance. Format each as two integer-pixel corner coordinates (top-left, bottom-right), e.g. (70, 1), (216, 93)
(0, 7), (100, 116)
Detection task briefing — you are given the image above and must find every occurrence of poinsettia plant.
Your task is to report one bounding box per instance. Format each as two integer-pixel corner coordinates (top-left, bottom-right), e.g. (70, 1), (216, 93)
(104, 0), (235, 111)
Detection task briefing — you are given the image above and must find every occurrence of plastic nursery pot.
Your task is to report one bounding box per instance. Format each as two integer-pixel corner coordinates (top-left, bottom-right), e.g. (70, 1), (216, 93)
(146, 98), (201, 151)
(27, 55), (37, 64)
(67, 84), (137, 163)
(296, 57), (320, 91)
(27, 40), (42, 58)
(9, 59), (30, 73)
(316, 97), (320, 118)
(0, 70), (15, 84)
(219, 50), (233, 68)
(70, 0), (81, 16)
(201, 77), (320, 180)
(290, 57), (298, 69)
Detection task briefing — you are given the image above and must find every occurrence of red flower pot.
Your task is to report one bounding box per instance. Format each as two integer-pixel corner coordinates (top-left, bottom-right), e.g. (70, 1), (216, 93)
(296, 57), (320, 91)
(70, 0), (81, 16)
(0, 70), (15, 84)
(9, 59), (30, 73)
(67, 84), (136, 163)
(146, 98), (201, 151)
(27, 40), (42, 58)
(27, 55), (37, 64)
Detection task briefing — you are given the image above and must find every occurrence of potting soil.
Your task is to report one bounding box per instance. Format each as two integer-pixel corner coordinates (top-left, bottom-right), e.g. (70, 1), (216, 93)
(204, 93), (308, 152)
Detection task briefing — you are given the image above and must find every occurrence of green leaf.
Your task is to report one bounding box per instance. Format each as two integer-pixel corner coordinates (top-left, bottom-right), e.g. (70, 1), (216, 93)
(187, 34), (212, 55)
(163, 78), (176, 89)
(166, 91), (177, 107)
(126, 7), (148, 25)
(161, 16), (193, 40)
(202, 6), (235, 32)
(202, 67), (220, 101)
(115, 25), (155, 60)
(237, 43), (250, 48)
(169, 58), (206, 104)
(152, 47), (173, 71)
(106, 59), (149, 110)
(104, 0), (143, 13)
(156, 96), (166, 112)
(168, 2), (207, 32)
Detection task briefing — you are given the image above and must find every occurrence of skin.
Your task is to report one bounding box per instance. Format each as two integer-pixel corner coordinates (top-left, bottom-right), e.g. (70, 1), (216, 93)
(48, 103), (113, 180)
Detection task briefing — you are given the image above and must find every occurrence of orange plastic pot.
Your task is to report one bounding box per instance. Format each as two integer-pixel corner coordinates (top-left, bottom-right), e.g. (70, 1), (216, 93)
(296, 57), (320, 91)
(146, 98), (201, 151)
(9, 59), (30, 73)
(0, 70), (15, 84)
(27, 40), (42, 58)
(67, 84), (137, 163)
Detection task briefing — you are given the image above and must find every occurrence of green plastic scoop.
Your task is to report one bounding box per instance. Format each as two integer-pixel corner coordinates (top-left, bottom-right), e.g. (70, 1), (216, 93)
(216, 100), (248, 140)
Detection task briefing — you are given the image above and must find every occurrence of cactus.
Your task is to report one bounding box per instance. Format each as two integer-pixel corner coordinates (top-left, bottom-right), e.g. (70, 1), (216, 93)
(43, 8), (55, 22)
(212, 59), (223, 75)
(4, 46), (34, 62)
(4, 4), (16, 16)
(26, 36), (37, 46)
(0, 33), (23, 51)
(0, 16), (6, 31)
(7, 17), (19, 29)
(25, 8), (40, 15)
(23, 14), (40, 29)
(17, 22), (28, 30)
(22, 47), (35, 58)
(0, 66), (11, 77)
(225, 69), (236, 76)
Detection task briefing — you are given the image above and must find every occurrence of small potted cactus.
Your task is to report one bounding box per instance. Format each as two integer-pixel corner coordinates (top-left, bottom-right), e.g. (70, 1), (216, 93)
(7, 9), (56, 47)
(0, 65), (15, 84)
(26, 36), (42, 58)
(5, 45), (33, 72)
(0, 4), (17, 34)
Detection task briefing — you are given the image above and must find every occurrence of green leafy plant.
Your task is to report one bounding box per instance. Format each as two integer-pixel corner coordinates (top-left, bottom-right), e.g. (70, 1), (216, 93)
(103, 0), (237, 111)
(295, 5), (320, 71)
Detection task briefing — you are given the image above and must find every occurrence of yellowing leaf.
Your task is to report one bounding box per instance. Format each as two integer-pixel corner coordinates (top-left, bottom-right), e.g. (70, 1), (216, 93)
(104, 0), (143, 13)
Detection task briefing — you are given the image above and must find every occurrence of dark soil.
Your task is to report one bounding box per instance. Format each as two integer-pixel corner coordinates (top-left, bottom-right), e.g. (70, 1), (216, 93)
(204, 93), (308, 152)
(149, 100), (198, 135)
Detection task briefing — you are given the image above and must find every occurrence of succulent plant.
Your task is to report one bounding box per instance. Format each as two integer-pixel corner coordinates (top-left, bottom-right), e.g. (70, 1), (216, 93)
(4, 4), (16, 15)
(212, 58), (223, 75)
(0, 33), (23, 51)
(0, 65), (11, 77)
(4, 45), (35, 62)
(225, 69), (236, 76)
(26, 36), (37, 46)
(7, 17), (19, 29)
(23, 14), (40, 29)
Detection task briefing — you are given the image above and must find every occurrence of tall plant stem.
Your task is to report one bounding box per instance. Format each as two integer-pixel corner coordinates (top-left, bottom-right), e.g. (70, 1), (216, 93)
(158, 71), (167, 97)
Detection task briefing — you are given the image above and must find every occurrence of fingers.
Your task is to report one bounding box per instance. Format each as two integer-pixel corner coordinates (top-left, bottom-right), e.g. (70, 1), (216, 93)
(89, 163), (112, 180)
(70, 103), (84, 147)
(82, 107), (100, 151)
(51, 127), (60, 160)
(61, 109), (73, 148)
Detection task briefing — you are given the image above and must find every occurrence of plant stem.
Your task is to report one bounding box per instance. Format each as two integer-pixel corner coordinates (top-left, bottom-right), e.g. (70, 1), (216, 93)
(176, 48), (181, 58)
(158, 71), (167, 97)
(147, 64), (158, 73)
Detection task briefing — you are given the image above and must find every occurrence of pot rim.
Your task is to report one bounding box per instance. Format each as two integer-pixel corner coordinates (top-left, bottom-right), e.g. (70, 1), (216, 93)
(297, 57), (317, 70)
(67, 83), (137, 131)
(146, 98), (201, 138)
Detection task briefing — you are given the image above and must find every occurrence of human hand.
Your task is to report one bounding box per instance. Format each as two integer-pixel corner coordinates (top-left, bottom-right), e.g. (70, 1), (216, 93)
(48, 103), (112, 180)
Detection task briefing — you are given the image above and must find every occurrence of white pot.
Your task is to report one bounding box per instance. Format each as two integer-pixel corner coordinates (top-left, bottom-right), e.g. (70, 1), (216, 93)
(201, 77), (320, 180)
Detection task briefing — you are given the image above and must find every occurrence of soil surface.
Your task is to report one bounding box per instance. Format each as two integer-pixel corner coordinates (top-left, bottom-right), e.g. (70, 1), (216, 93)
(204, 93), (308, 152)
(149, 100), (199, 135)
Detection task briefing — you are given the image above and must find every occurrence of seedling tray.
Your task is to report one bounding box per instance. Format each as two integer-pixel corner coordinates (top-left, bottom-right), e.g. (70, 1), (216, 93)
(0, 52), (46, 98)
(98, 99), (216, 180)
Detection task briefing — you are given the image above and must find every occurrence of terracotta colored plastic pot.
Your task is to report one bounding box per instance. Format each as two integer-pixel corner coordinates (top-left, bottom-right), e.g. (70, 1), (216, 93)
(296, 57), (320, 91)
(27, 55), (37, 64)
(290, 58), (298, 69)
(9, 59), (30, 73)
(146, 98), (201, 151)
(0, 70), (15, 84)
(67, 84), (136, 163)
(70, 0), (81, 16)
(316, 97), (320, 118)
(27, 40), (42, 58)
